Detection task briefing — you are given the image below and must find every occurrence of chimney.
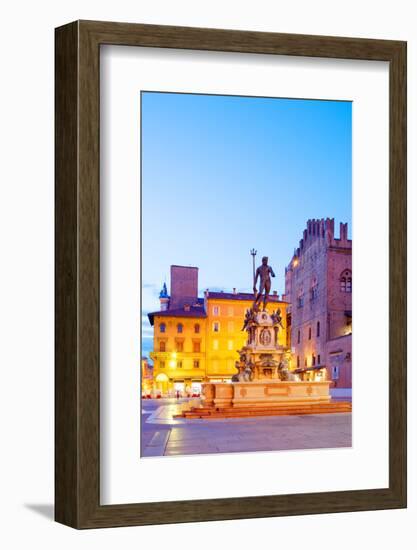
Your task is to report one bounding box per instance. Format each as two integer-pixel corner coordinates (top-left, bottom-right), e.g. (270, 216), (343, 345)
(232, 287), (237, 294)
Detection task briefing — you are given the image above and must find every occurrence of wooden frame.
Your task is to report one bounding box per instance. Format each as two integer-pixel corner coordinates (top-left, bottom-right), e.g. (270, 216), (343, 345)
(55, 20), (407, 529)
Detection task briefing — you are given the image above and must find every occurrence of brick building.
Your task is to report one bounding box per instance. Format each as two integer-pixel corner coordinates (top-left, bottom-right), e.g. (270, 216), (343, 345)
(285, 219), (352, 392)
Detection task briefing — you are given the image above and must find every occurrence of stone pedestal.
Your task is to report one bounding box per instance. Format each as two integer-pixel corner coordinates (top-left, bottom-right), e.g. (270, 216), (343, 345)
(203, 380), (331, 409)
(211, 306), (332, 411)
(213, 383), (234, 408)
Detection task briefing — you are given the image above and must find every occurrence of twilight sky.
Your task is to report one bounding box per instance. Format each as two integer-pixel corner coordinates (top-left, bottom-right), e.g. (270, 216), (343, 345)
(141, 92), (352, 357)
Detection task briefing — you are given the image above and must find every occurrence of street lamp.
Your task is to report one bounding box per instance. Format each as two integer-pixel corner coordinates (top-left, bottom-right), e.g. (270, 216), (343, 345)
(250, 248), (257, 290)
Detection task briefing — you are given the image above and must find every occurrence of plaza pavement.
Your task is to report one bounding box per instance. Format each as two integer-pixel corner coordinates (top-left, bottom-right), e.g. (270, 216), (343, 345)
(141, 398), (352, 457)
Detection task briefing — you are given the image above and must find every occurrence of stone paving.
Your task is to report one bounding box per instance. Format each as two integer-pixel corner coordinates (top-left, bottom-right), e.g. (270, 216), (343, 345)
(141, 398), (352, 457)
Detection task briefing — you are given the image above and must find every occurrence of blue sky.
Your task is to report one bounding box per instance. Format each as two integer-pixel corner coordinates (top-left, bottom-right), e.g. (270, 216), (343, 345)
(141, 92), (352, 357)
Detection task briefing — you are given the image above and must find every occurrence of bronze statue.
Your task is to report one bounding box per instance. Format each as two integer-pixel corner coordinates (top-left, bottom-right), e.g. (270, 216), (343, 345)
(241, 308), (251, 332)
(253, 256), (275, 310)
(241, 308), (256, 331)
(271, 308), (283, 328)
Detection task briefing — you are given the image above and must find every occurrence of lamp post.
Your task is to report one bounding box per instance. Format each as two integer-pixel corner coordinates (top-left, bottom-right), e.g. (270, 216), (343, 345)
(250, 248), (257, 292)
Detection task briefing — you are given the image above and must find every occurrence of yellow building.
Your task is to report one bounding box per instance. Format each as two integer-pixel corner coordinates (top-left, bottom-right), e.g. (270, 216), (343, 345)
(141, 357), (154, 396)
(149, 304), (207, 396)
(147, 266), (288, 396)
(204, 291), (288, 381)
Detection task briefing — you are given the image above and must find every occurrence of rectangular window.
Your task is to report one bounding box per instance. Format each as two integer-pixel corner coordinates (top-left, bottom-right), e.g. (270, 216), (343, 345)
(160, 361), (165, 369)
(304, 357), (307, 367)
(177, 361), (183, 369)
(308, 327), (312, 340)
(193, 360), (200, 369)
(213, 305), (220, 316)
(297, 356), (300, 367)
(176, 341), (184, 352)
(317, 321), (320, 337)
(159, 341), (166, 352)
(312, 355), (316, 366)
(193, 341), (201, 353)
(213, 321), (220, 332)
(213, 339), (219, 350)
(318, 354), (321, 364)
(332, 366), (339, 380)
(227, 340), (233, 351)
(297, 330), (300, 344)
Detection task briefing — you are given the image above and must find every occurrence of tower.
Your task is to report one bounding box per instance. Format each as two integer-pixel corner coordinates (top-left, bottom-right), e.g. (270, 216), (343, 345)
(159, 282), (169, 311)
(170, 265), (198, 309)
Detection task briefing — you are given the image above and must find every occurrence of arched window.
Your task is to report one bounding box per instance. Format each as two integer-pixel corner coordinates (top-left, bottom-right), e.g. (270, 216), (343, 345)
(194, 323), (200, 334)
(340, 270), (352, 292)
(159, 323), (166, 333)
(310, 278), (318, 300)
(297, 287), (304, 308)
(346, 276), (352, 293)
(177, 323), (183, 333)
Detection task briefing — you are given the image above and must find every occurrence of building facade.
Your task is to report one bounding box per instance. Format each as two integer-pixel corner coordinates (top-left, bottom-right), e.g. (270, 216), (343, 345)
(148, 265), (288, 396)
(141, 357), (154, 396)
(285, 218), (352, 390)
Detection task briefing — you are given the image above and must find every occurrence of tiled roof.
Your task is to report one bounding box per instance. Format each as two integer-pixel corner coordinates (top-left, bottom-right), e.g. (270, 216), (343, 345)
(148, 306), (206, 326)
(207, 291), (287, 303)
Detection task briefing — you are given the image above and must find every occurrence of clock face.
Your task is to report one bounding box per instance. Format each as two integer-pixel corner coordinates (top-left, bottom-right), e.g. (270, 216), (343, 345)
(260, 328), (272, 346)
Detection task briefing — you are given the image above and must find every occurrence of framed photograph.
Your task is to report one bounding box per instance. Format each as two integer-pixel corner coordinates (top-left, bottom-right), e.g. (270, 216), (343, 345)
(55, 20), (406, 528)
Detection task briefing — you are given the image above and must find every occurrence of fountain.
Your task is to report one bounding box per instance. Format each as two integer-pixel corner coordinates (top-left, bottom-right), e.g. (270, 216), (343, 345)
(176, 254), (350, 419)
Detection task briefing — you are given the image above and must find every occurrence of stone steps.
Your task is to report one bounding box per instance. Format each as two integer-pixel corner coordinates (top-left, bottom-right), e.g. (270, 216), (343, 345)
(175, 401), (352, 419)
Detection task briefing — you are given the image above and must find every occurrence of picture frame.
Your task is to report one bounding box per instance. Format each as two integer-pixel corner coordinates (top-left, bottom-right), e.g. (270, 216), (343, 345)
(55, 20), (407, 528)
